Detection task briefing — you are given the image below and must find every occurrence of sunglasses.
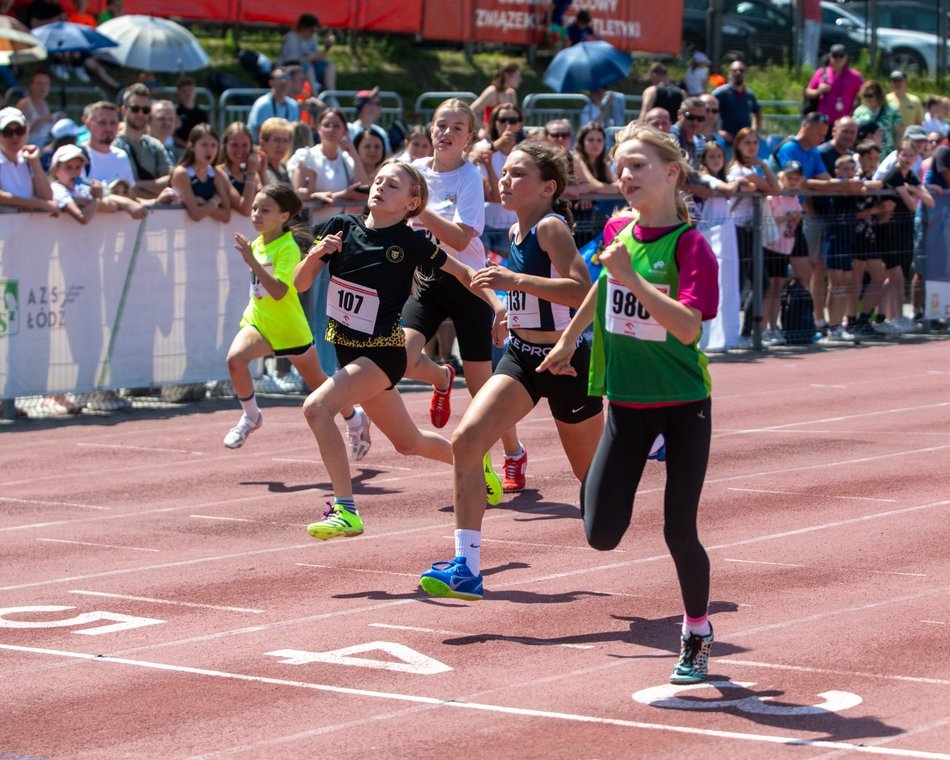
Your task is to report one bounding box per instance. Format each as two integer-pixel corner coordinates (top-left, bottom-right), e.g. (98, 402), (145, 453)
(128, 105), (151, 114)
(1, 124), (26, 137)
(684, 113), (705, 122)
(730, 68), (745, 73)
(830, 52), (846, 58)
(496, 116), (522, 124)
(706, 108), (719, 114)
(547, 131), (571, 138)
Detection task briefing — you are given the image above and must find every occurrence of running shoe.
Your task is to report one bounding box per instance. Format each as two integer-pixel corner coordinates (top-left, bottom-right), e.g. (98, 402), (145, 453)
(253, 373), (284, 394)
(670, 626), (714, 684)
(429, 363), (456, 428)
(223, 412), (262, 449)
(648, 434), (666, 463)
(346, 406), (372, 462)
(419, 556), (483, 601)
(484, 452), (503, 506)
(307, 503), (364, 540)
(502, 447), (528, 492)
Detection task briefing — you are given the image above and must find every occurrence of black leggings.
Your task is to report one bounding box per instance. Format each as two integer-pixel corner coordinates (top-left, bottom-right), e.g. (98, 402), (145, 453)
(581, 398), (712, 618)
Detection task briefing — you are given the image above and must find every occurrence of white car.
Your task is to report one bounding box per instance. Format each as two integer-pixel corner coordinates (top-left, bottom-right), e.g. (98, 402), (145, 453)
(828, 1), (950, 77)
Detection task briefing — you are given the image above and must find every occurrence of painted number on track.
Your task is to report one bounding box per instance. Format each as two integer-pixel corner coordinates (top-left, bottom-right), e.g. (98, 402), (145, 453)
(0, 606), (165, 636)
(633, 680), (862, 716)
(266, 641), (452, 675)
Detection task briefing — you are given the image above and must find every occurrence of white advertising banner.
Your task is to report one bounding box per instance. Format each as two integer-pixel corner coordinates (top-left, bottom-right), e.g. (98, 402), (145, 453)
(0, 210), (254, 398)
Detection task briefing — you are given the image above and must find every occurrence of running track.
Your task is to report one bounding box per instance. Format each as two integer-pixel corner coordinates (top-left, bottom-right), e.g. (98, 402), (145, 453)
(1, 338), (949, 759)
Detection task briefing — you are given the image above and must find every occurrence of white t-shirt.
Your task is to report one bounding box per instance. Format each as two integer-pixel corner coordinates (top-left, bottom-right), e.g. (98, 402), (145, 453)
(411, 157), (486, 269)
(86, 145), (135, 186)
(478, 147), (518, 232)
(287, 144), (357, 223)
(697, 175), (731, 225)
(726, 164), (764, 224)
(0, 151), (35, 199)
(51, 179), (94, 209)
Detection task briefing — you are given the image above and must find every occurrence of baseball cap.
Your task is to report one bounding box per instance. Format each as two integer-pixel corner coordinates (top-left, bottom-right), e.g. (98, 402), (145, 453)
(50, 143), (87, 167)
(856, 119), (881, 140)
(353, 86), (380, 112)
(889, 69), (907, 80)
(51, 118), (82, 141)
(692, 51), (711, 65)
(0, 107), (27, 131)
(781, 160), (803, 175)
(904, 125), (928, 140)
(828, 44), (848, 56)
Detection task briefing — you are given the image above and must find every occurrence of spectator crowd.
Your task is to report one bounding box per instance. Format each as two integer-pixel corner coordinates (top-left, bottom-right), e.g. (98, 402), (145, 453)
(2, 3), (949, 417)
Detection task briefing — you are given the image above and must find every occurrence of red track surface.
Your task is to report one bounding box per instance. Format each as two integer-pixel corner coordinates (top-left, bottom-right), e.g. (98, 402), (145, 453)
(2, 339), (949, 759)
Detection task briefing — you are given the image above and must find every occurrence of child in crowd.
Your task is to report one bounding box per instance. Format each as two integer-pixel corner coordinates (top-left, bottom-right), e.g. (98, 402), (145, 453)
(419, 141), (603, 601)
(294, 159), (503, 542)
(47, 143), (117, 224)
(217, 122), (261, 217)
(852, 140), (891, 337)
(696, 140), (746, 225)
(761, 161), (804, 346)
(538, 125), (720, 685)
(394, 125), (433, 163)
(222, 183), (368, 452)
(819, 154), (863, 342)
(171, 124), (232, 223)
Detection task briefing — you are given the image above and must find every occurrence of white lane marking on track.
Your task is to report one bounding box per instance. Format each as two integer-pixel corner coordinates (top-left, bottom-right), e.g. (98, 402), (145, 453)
(0, 496), (110, 511)
(2, 644), (948, 760)
(727, 487), (801, 495)
(715, 401), (950, 435)
(723, 559), (805, 568)
(190, 514), (309, 527)
(295, 563), (418, 578)
(719, 659), (950, 687)
(834, 495), (900, 503)
(76, 442), (205, 456)
(36, 538), (159, 553)
(871, 570), (928, 578)
(68, 590), (265, 614)
(369, 622), (595, 649)
(921, 620), (946, 625)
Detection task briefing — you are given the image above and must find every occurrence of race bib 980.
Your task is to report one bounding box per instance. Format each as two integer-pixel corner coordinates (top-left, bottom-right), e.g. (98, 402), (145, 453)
(605, 277), (668, 342)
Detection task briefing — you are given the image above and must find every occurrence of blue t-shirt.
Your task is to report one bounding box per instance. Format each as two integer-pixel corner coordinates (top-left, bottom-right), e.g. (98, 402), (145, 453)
(771, 138), (827, 179)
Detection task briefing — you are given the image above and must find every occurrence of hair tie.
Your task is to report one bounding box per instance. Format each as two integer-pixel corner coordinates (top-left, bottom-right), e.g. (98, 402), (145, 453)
(411, 183), (421, 192)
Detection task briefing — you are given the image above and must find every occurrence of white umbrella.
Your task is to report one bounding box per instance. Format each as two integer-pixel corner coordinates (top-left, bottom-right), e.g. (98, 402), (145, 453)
(0, 16), (47, 65)
(96, 15), (209, 73)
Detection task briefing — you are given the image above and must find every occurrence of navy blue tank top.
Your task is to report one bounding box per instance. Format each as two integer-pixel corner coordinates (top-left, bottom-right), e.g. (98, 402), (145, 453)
(188, 166), (216, 201)
(506, 213), (573, 331)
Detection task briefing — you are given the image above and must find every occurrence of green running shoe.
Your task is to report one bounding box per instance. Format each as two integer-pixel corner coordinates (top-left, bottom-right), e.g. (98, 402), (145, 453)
(670, 625), (714, 684)
(483, 452), (503, 506)
(307, 503), (364, 540)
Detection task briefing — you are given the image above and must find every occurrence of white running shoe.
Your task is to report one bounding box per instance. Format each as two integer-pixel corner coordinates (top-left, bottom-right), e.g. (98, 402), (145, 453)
(224, 412), (262, 449)
(253, 374), (284, 394)
(346, 406), (372, 462)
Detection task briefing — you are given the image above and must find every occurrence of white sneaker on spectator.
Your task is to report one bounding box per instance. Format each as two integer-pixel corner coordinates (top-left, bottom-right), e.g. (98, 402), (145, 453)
(253, 373), (284, 394)
(275, 368), (306, 393)
(74, 66), (91, 83)
(51, 63), (71, 81)
(766, 329), (787, 346)
(82, 390), (132, 412)
(733, 335), (754, 350)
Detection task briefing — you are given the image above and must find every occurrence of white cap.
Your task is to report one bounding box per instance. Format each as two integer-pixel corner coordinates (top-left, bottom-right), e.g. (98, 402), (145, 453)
(50, 143), (87, 167)
(0, 107), (27, 131)
(51, 118), (82, 140)
(692, 51), (712, 65)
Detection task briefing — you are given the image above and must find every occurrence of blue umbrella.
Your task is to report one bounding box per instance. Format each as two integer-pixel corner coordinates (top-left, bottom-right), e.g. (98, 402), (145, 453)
(32, 21), (118, 54)
(543, 40), (633, 93)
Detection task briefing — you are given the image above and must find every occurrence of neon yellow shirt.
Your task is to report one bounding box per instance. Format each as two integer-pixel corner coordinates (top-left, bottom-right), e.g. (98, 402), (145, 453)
(240, 231), (313, 350)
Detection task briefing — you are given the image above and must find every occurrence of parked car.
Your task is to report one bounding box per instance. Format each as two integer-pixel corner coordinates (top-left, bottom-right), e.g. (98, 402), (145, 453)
(683, 0), (863, 64)
(837, 0), (950, 76)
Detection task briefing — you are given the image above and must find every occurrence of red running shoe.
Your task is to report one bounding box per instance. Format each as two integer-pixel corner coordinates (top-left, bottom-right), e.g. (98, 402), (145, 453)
(429, 363), (456, 428)
(502, 447), (527, 492)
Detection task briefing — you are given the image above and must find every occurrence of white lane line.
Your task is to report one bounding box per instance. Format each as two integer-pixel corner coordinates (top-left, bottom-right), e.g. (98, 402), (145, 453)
(68, 590), (265, 614)
(715, 400), (950, 435)
(369, 622), (595, 650)
(1, 644), (947, 760)
(295, 562), (418, 578)
(727, 488), (801, 495)
(36, 538), (160, 553)
(834, 496), (899, 503)
(719, 658), (950, 687)
(76, 442), (204, 456)
(723, 559), (805, 568)
(921, 620), (946, 626)
(191, 515), (256, 523)
(0, 496), (110, 511)
(872, 570), (928, 578)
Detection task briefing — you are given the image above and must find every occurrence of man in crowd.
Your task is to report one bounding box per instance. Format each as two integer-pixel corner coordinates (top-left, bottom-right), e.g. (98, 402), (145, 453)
(698, 92), (727, 150)
(247, 67), (299, 142)
(804, 44), (863, 132)
(638, 62), (685, 123)
(113, 84), (174, 200)
(712, 59), (762, 153)
(641, 106), (672, 133)
(0, 107), (57, 214)
(818, 115), (859, 174)
(886, 70), (924, 129)
(149, 99), (179, 164)
(670, 96), (707, 169)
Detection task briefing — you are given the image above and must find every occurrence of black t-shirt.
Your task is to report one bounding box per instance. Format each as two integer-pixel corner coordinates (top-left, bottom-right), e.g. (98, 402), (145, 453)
(928, 145), (950, 189)
(175, 104), (210, 143)
(314, 214), (447, 343)
(882, 165), (921, 222)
